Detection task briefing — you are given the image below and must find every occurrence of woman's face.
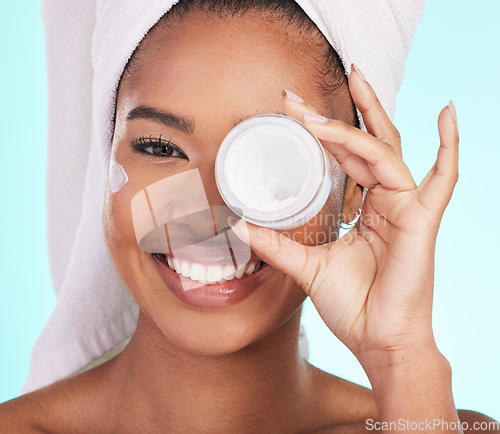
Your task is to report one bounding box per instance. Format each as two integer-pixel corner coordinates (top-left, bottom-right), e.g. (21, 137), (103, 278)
(104, 12), (357, 355)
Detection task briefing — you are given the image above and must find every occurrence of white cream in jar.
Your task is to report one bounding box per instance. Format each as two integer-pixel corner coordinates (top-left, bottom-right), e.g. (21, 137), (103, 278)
(215, 114), (332, 230)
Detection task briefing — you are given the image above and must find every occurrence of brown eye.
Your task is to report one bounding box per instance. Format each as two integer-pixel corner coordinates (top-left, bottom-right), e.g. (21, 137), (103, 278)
(148, 144), (186, 158)
(130, 137), (188, 160)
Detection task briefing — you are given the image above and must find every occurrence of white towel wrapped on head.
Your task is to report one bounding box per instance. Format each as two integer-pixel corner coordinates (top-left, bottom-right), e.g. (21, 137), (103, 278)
(23, 0), (425, 394)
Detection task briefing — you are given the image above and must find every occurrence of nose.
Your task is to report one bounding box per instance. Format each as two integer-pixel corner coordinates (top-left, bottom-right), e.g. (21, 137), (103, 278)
(198, 153), (226, 207)
(167, 162), (238, 240)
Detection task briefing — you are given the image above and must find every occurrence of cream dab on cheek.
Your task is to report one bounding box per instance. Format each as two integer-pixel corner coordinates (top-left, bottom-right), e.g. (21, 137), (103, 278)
(109, 158), (129, 193)
(215, 114), (332, 230)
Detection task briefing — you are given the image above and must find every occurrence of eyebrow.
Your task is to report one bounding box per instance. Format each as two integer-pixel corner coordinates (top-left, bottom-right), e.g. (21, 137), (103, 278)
(126, 105), (287, 133)
(126, 106), (195, 134)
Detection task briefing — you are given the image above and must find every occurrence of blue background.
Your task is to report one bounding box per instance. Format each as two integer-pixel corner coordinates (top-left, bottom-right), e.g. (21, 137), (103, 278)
(1, 0), (498, 420)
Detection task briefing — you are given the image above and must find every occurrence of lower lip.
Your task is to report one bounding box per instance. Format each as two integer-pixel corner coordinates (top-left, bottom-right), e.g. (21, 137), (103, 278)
(151, 254), (273, 307)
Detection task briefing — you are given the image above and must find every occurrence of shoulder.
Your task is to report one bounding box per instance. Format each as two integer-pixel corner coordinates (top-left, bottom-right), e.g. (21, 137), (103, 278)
(0, 395), (35, 432)
(308, 365), (500, 434)
(0, 387), (61, 433)
(458, 409), (500, 433)
(307, 363), (377, 432)
(0, 363), (118, 433)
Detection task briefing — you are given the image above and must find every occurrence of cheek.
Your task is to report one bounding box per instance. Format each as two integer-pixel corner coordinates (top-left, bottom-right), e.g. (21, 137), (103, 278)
(103, 163), (161, 310)
(104, 165), (144, 263)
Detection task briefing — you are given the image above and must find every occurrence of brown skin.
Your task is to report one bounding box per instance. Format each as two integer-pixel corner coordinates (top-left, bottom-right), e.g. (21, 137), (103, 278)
(0, 12), (497, 434)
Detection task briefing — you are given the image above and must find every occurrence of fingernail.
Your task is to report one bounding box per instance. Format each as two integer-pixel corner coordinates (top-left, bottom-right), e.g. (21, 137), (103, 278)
(352, 63), (367, 82)
(227, 216), (248, 243)
(303, 112), (329, 124)
(282, 89), (304, 104)
(448, 100), (457, 123)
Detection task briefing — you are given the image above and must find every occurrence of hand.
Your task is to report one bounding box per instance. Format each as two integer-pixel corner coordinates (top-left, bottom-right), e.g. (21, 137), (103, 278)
(230, 65), (459, 367)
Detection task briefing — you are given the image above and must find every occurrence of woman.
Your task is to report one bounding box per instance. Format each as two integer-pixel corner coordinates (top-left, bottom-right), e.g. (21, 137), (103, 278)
(1, 0), (498, 432)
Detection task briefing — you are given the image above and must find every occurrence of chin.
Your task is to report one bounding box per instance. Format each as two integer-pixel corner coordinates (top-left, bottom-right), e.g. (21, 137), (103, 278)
(152, 301), (304, 358)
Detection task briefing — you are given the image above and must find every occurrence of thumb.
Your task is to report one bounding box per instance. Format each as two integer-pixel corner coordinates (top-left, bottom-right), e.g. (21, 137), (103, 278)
(228, 217), (316, 292)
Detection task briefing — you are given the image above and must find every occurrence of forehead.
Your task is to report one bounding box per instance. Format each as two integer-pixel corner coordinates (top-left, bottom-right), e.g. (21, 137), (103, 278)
(116, 13), (325, 121)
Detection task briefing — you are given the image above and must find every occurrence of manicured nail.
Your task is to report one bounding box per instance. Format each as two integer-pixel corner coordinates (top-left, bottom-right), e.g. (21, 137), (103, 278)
(303, 112), (329, 124)
(282, 89), (304, 104)
(352, 63), (367, 82)
(227, 216), (248, 243)
(448, 100), (457, 123)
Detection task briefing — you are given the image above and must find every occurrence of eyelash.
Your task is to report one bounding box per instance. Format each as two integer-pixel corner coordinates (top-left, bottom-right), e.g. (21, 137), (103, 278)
(130, 135), (188, 160)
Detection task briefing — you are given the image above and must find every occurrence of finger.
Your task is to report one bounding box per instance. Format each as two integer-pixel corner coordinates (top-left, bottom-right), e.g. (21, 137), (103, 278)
(349, 64), (403, 157)
(228, 217), (317, 294)
(303, 114), (416, 191)
(282, 87), (414, 191)
(417, 102), (459, 216)
(281, 89), (379, 188)
(324, 144), (379, 188)
(349, 65), (400, 148)
(281, 89), (323, 122)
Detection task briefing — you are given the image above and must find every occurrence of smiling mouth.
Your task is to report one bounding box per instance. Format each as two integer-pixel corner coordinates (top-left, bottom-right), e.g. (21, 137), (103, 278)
(152, 253), (266, 285)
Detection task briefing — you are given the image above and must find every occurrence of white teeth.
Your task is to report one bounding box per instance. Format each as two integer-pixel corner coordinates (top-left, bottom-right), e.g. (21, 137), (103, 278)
(190, 263), (206, 282)
(222, 265), (236, 280)
(163, 256), (264, 283)
(244, 263), (255, 276)
(206, 265), (223, 283)
(180, 260), (191, 277)
(234, 266), (246, 279)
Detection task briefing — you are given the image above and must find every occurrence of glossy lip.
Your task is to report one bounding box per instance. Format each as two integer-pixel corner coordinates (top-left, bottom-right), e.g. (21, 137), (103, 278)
(151, 253), (273, 308)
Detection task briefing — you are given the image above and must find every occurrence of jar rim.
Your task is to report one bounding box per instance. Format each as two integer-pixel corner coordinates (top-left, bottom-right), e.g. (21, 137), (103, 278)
(215, 114), (331, 229)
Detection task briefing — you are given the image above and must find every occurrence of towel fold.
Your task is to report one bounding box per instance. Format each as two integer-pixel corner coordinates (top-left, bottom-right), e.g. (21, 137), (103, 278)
(23, 0), (425, 394)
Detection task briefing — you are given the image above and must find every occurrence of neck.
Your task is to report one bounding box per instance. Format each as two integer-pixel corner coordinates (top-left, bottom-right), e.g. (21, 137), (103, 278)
(109, 309), (315, 432)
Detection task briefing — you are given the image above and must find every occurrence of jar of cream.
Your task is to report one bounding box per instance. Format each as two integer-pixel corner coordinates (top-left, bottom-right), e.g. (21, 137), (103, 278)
(215, 114), (332, 230)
